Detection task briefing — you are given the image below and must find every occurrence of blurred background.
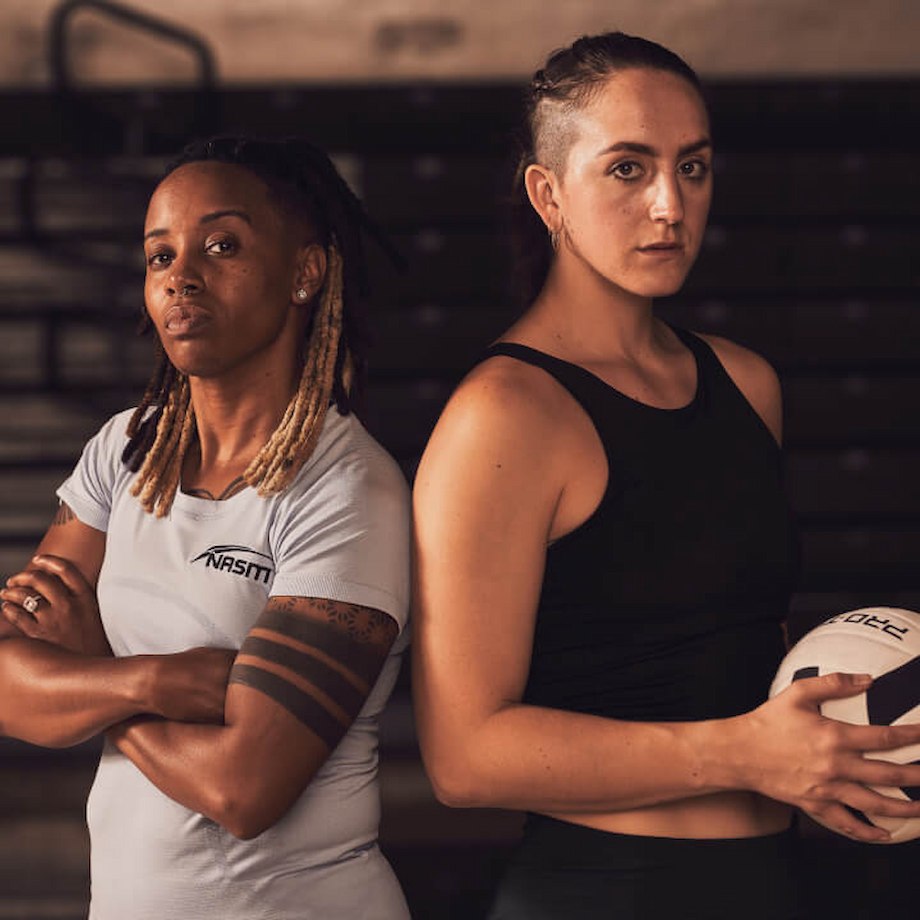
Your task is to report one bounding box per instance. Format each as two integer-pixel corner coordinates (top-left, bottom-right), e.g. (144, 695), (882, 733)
(0, 1), (917, 917)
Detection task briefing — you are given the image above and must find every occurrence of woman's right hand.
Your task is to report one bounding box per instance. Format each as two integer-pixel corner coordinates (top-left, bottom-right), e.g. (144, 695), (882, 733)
(147, 647), (237, 724)
(734, 671), (920, 842)
(2, 554), (110, 657)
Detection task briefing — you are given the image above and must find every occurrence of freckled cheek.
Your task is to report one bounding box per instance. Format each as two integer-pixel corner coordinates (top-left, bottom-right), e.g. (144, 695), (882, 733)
(616, 203), (637, 226)
(143, 278), (163, 322)
(602, 204), (638, 244)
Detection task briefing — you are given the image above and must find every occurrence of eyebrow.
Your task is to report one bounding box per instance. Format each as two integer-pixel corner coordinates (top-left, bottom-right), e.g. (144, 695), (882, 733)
(143, 208), (253, 241)
(597, 138), (712, 159)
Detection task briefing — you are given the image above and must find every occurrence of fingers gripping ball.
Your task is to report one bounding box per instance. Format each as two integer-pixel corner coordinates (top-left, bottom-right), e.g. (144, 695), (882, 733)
(770, 607), (920, 843)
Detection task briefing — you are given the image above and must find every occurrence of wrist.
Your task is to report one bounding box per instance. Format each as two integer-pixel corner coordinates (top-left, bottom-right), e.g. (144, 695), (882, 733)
(679, 715), (751, 794)
(89, 625), (113, 658)
(122, 655), (165, 717)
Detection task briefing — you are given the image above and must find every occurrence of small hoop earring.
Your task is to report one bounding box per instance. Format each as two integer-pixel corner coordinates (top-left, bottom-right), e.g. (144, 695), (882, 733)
(295, 288), (309, 302)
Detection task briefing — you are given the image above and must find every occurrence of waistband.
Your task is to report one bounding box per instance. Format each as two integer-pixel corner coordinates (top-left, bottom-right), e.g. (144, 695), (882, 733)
(518, 812), (799, 870)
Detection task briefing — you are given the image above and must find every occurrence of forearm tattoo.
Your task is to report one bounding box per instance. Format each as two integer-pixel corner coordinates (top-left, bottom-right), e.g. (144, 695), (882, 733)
(229, 597), (398, 749)
(51, 502), (76, 526)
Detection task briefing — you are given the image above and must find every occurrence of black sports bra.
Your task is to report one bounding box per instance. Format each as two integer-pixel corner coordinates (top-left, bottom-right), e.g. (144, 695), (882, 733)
(480, 327), (799, 722)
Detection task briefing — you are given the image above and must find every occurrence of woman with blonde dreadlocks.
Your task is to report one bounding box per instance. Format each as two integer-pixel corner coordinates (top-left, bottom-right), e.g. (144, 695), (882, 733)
(0, 137), (411, 919)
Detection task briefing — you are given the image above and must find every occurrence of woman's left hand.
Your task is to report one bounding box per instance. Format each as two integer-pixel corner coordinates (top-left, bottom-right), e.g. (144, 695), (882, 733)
(1, 554), (111, 657)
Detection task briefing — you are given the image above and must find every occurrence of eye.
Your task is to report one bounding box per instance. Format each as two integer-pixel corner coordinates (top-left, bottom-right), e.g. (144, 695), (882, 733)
(205, 235), (237, 256)
(609, 160), (644, 180)
(678, 158), (710, 180)
(145, 248), (172, 269)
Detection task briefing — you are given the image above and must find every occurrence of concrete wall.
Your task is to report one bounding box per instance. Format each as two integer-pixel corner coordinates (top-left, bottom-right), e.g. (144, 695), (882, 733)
(1, 0), (918, 87)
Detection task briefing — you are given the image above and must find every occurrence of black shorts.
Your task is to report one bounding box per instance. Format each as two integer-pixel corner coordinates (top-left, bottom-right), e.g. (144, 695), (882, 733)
(487, 814), (805, 920)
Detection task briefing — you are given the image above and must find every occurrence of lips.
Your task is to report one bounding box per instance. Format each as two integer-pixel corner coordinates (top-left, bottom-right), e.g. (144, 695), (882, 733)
(163, 303), (211, 336)
(636, 243), (686, 261)
(638, 242), (684, 253)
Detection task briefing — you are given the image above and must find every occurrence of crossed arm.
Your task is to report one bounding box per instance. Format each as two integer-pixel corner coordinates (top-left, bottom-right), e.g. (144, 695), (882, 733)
(109, 595), (397, 838)
(0, 506), (398, 838)
(0, 513), (234, 746)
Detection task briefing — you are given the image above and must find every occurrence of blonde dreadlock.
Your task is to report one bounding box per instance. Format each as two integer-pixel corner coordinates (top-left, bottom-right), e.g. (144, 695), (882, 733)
(130, 373), (195, 516)
(246, 244), (347, 495)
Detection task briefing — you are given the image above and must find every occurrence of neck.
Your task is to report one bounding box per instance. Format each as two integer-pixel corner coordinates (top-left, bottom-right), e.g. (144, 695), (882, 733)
(187, 363), (300, 471)
(514, 252), (660, 362)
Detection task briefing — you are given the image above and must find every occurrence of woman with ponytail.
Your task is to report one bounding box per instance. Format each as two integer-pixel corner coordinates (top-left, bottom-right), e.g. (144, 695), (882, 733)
(412, 32), (920, 919)
(0, 137), (411, 919)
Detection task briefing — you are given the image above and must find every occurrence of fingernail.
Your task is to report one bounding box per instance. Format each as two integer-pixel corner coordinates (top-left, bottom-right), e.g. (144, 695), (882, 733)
(32, 555), (43, 562)
(851, 673), (873, 686)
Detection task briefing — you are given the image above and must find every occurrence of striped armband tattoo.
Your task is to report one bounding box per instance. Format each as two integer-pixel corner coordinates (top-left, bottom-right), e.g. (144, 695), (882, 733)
(229, 601), (396, 749)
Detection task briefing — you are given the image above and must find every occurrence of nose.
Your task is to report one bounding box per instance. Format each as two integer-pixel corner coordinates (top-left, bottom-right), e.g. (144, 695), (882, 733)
(648, 172), (684, 225)
(165, 252), (203, 297)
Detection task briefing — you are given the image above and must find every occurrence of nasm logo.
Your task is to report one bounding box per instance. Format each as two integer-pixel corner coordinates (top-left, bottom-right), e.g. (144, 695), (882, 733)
(191, 545), (274, 585)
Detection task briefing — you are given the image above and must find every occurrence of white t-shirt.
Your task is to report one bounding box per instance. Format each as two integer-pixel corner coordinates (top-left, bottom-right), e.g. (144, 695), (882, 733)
(58, 407), (411, 919)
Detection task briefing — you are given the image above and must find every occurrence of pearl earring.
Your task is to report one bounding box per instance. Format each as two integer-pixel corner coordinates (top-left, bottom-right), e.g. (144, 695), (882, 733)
(295, 288), (309, 301)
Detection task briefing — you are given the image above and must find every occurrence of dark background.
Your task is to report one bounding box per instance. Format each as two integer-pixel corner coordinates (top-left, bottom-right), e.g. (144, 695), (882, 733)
(0, 13), (918, 919)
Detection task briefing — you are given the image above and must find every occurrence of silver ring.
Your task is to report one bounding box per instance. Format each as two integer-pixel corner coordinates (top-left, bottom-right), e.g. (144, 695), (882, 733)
(22, 594), (41, 614)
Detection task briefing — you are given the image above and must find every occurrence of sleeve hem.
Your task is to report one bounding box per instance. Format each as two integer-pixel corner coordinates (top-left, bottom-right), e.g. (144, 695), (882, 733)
(269, 574), (408, 632)
(56, 485), (110, 533)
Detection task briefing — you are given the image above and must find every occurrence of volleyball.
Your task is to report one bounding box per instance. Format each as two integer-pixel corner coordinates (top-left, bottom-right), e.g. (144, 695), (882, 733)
(769, 607), (920, 843)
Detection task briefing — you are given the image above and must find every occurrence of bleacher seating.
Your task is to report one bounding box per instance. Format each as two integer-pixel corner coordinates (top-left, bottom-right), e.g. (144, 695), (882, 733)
(0, 77), (918, 919)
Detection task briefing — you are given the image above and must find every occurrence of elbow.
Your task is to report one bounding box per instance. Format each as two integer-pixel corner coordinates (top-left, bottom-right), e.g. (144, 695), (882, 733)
(207, 785), (289, 841)
(424, 753), (490, 810)
(418, 718), (505, 809)
(430, 776), (478, 810)
(216, 805), (272, 841)
(226, 816), (270, 842)
(214, 794), (276, 840)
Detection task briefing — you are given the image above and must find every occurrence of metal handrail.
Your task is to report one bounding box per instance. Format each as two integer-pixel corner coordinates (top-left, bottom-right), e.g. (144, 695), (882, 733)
(49, 0), (216, 91)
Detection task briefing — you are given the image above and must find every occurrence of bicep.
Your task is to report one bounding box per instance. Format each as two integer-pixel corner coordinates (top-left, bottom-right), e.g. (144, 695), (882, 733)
(33, 502), (106, 586)
(1, 503), (105, 641)
(223, 595), (398, 777)
(412, 379), (561, 733)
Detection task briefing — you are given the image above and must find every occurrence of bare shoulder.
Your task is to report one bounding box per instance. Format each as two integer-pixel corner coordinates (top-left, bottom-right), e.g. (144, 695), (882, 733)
(460, 350), (575, 412)
(697, 333), (783, 444)
(414, 352), (579, 527)
(422, 353), (577, 467)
